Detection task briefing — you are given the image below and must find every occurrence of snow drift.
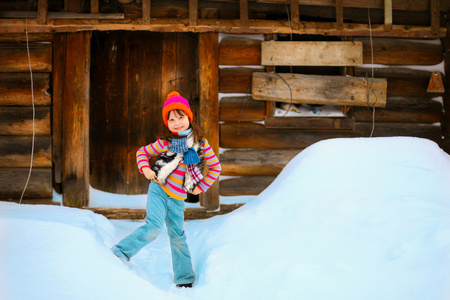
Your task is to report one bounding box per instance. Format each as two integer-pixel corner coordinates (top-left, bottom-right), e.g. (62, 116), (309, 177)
(1, 137), (450, 300)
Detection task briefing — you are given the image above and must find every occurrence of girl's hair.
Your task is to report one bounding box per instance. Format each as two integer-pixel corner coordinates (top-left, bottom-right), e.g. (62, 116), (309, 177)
(163, 109), (203, 143)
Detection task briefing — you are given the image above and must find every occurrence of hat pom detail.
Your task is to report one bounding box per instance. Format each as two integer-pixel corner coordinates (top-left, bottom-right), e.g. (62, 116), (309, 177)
(167, 91), (180, 99)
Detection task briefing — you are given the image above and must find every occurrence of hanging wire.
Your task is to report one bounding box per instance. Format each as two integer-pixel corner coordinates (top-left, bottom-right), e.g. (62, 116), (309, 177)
(19, 0), (37, 204)
(367, 0), (377, 137)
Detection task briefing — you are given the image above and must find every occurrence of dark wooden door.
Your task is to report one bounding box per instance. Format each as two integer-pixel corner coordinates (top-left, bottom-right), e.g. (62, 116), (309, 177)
(90, 31), (198, 194)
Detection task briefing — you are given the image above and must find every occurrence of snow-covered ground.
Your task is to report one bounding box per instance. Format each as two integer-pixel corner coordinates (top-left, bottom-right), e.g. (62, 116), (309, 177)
(1, 137), (450, 300)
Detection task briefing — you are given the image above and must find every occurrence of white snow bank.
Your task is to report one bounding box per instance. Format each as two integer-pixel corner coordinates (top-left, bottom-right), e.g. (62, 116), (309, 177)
(1, 137), (450, 300)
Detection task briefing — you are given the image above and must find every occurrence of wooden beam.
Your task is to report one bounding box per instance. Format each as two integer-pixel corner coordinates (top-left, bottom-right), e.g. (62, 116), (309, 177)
(252, 72), (387, 107)
(0, 18), (445, 38)
(90, 0), (99, 14)
(199, 33), (220, 211)
(219, 37), (262, 65)
(261, 41), (363, 66)
(88, 204), (244, 220)
(220, 176), (276, 196)
(62, 32), (90, 208)
(360, 38), (444, 65)
(384, 0), (392, 31)
(265, 116), (355, 130)
(37, 0), (48, 25)
(189, 0), (198, 26)
(336, 0), (343, 30)
(142, 0), (151, 24)
(219, 67), (264, 94)
(290, 0), (300, 30)
(221, 149), (300, 176)
(430, 0), (440, 35)
(240, 0), (249, 27)
(52, 34), (65, 186)
(220, 122), (442, 149)
(0, 73), (51, 106)
(219, 96), (265, 122)
(0, 11), (124, 19)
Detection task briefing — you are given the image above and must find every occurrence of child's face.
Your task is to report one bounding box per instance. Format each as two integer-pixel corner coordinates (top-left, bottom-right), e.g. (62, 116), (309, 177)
(167, 110), (190, 133)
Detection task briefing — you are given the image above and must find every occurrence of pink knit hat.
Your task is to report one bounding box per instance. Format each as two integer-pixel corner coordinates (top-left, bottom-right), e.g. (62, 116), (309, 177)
(162, 91), (193, 126)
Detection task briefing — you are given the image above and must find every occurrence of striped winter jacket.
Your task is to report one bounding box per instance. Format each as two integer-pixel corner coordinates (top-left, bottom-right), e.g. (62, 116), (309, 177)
(136, 138), (221, 200)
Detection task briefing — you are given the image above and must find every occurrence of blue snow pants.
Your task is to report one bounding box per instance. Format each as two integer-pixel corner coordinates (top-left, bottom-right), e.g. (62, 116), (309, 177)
(112, 180), (194, 285)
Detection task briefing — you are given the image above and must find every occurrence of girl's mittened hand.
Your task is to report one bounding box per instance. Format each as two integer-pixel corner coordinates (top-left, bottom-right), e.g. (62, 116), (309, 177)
(143, 168), (157, 180)
(191, 186), (202, 195)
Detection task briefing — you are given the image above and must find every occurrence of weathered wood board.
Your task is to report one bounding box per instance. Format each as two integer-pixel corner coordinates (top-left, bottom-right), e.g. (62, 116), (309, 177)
(0, 43), (52, 72)
(0, 136), (52, 168)
(220, 176), (277, 196)
(220, 149), (300, 176)
(0, 168), (52, 199)
(219, 37), (262, 65)
(0, 107), (51, 135)
(0, 73), (50, 106)
(219, 96), (265, 122)
(261, 41), (363, 66)
(220, 122), (442, 149)
(252, 72), (387, 107)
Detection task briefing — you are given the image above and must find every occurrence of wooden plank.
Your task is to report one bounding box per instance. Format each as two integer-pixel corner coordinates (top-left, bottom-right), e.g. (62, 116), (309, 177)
(219, 37), (261, 65)
(189, 0), (198, 26)
(219, 67), (264, 93)
(199, 32), (220, 211)
(0, 168), (52, 200)
(384, 0), (392, 31)
(261, 41), (363, 66)
(0, 136), (52, 168)
(252, 72), (387, 107)
(88, 204), (244, 220)
(0, 43), (52, 72)
(37, 0), (48, 25)
(221, 149), (300, 176)
(62, 32), (90, 208)
(219, 96), (265, 122)
(336, 0), (343, 29)
(360, 38), (444, 65)
(52, 34), (65, 185)
(127, 32), (164, 195)
(0, 73), (50, 106)
(264, 116), (355, 130)
(220, 175), (276, 196)
(353, 97), (443, 123)
(290, 0), (300, 30)
(240, 0), (249, 27)
(0, 106), (50, 136)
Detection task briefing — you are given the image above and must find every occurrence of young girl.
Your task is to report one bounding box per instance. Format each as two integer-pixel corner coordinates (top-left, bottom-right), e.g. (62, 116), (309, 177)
(111, 91), (221, 288)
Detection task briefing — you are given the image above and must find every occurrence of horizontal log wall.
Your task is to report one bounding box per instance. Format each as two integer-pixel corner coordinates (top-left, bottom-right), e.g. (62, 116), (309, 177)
(219, 35), (445, 197)
(0, 38), (54, 204)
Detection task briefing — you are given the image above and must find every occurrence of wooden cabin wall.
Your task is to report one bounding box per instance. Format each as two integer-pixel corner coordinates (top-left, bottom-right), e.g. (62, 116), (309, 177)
(218, 34), (446, 197)
(0, 35), (54, 204)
